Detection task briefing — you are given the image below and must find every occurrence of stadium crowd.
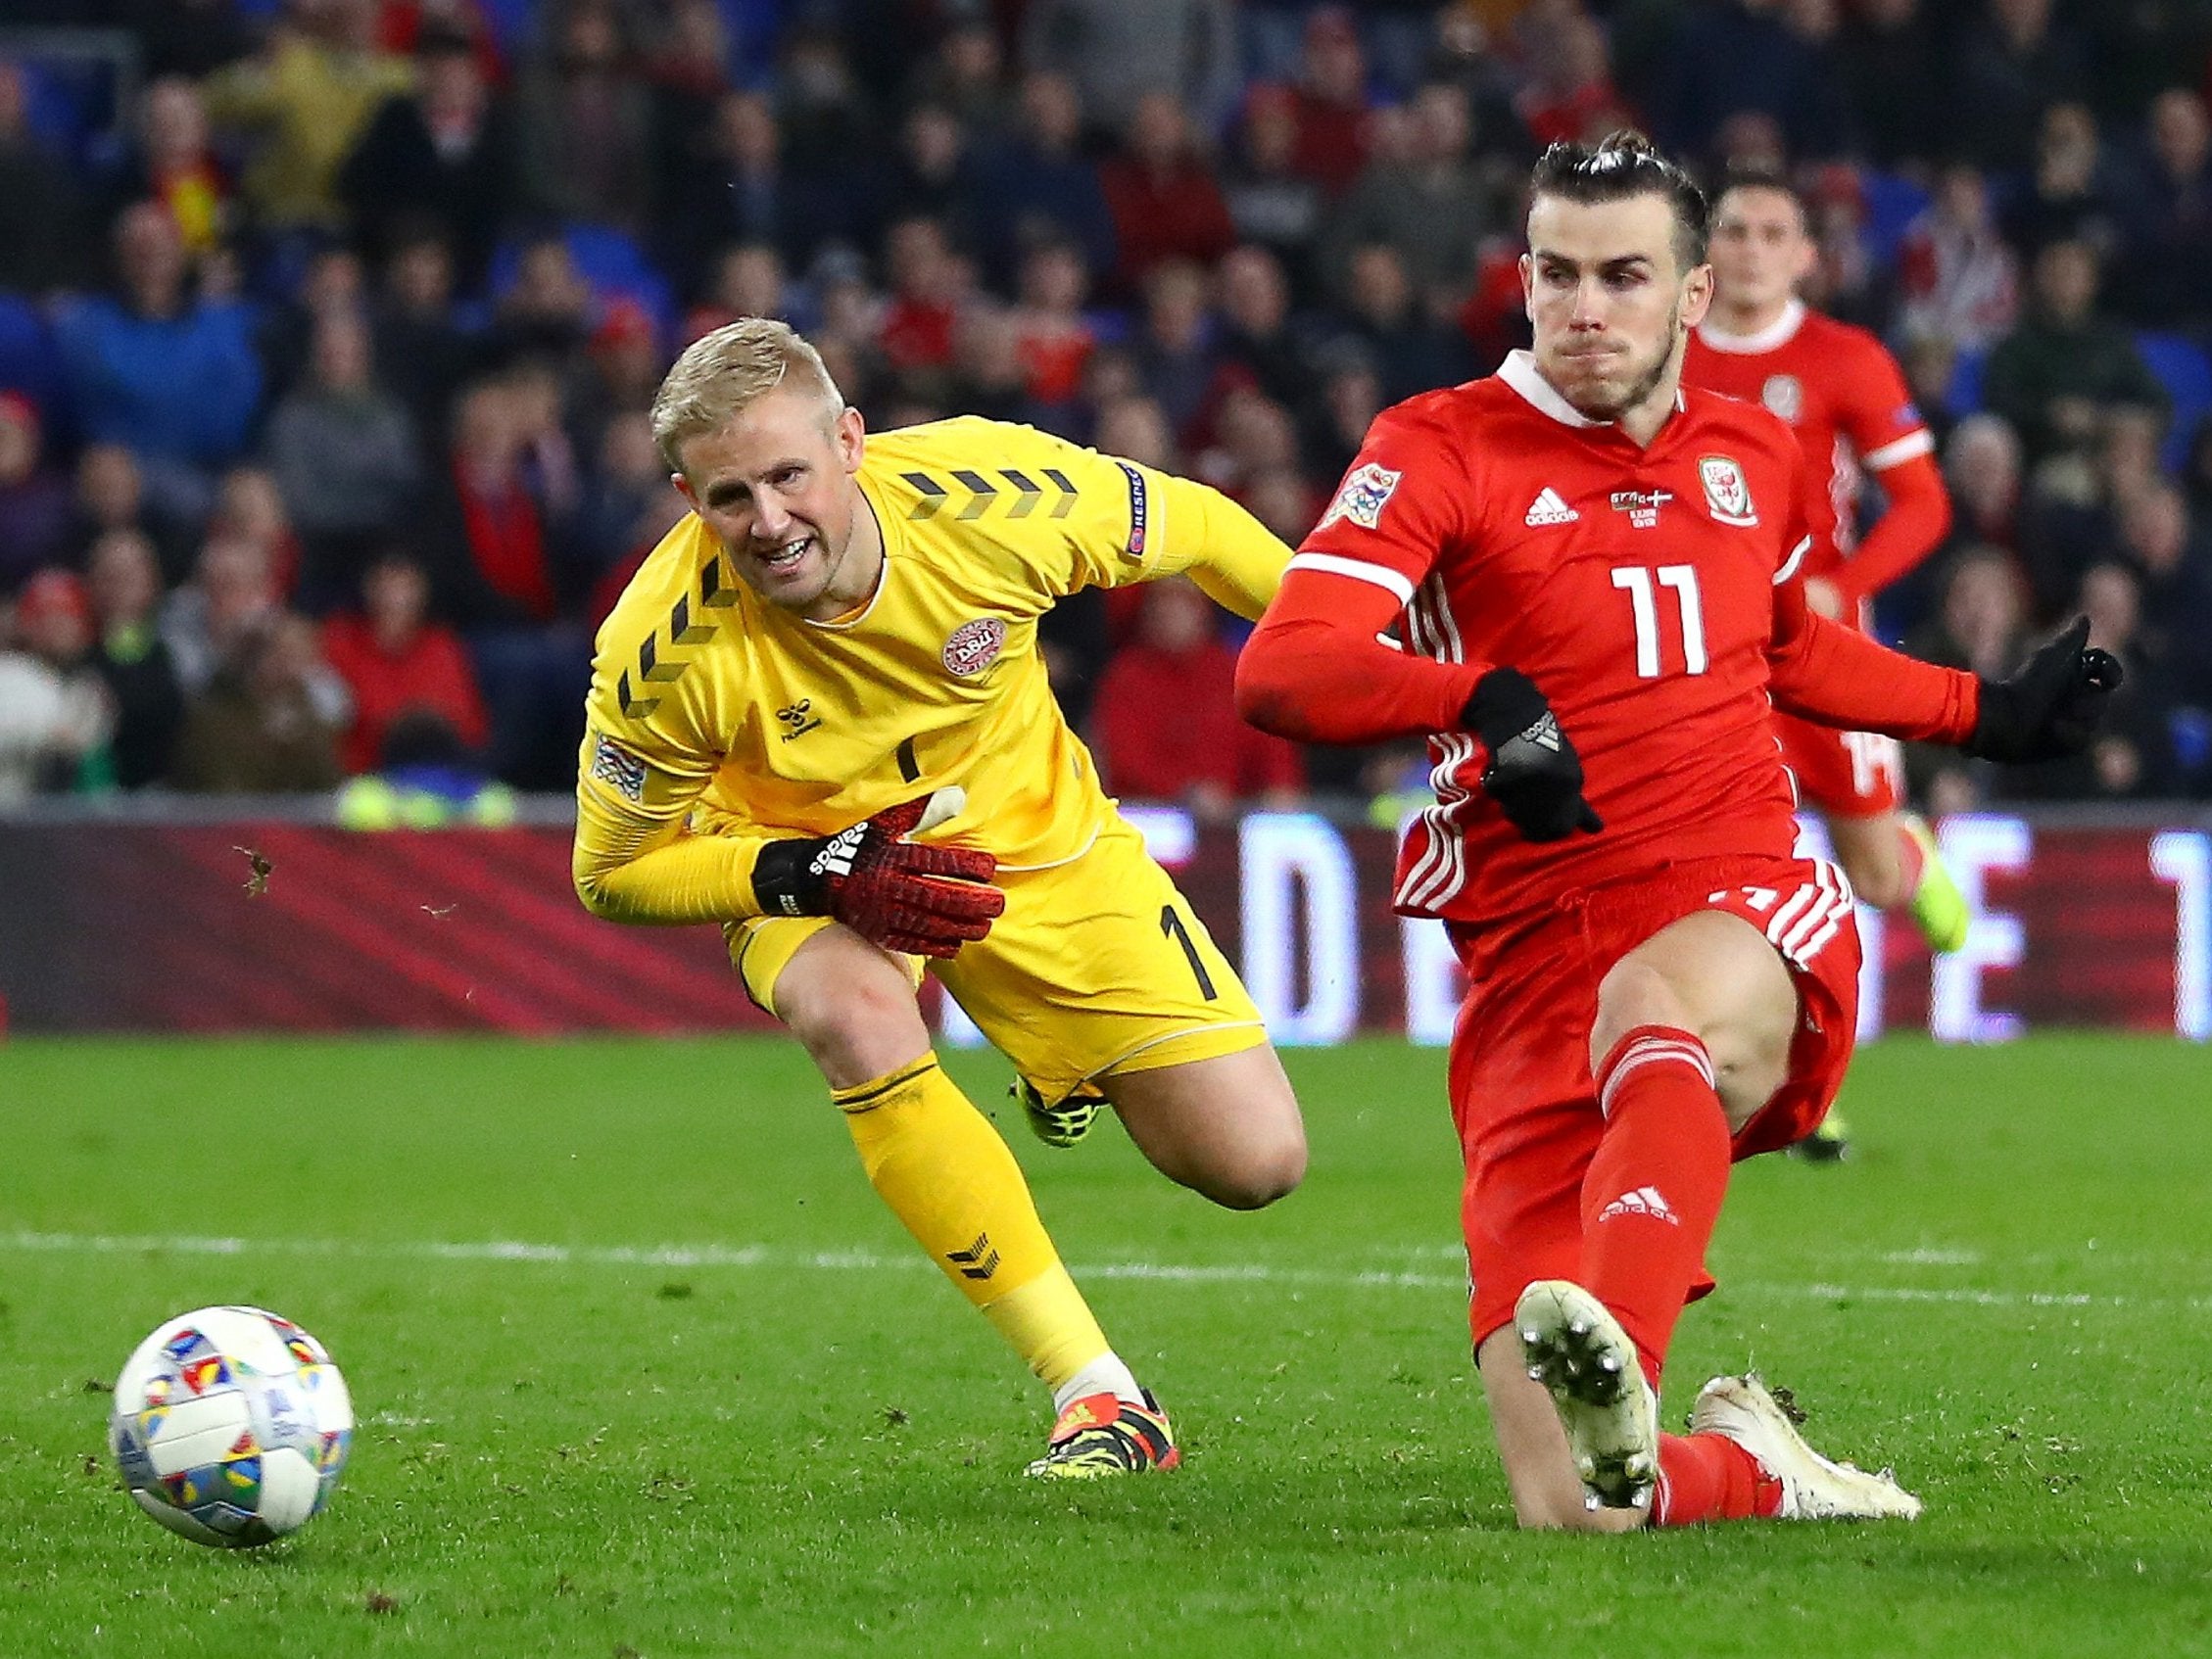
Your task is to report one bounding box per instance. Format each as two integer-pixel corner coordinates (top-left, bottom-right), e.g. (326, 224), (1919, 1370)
(0, 0), (2209, 811)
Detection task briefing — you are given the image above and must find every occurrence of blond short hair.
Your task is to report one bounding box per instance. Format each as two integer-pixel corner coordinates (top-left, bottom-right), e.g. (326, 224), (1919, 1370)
(649, 317), (844, 475)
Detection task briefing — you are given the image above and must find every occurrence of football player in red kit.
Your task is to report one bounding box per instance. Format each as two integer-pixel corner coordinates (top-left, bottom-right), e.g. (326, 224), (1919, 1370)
(1685, 168), (1972, 1160)
(1687, 167), (1969, 1069)
(1236, 133), (2118, 1531)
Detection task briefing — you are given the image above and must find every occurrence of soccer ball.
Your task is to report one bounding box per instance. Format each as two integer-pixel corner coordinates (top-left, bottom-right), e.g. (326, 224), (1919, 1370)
(109, 1305), (354, 1547)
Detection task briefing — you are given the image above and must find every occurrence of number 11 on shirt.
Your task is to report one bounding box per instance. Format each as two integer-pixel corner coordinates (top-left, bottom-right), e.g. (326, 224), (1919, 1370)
(1611, 564), (1707, 678)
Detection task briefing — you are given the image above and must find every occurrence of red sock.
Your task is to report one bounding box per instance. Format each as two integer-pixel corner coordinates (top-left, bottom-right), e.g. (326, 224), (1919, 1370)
(1894, 820), (1926, 892)
(1654, 1431), (1784, 1524)
(1581, 1025), (1732, 1386)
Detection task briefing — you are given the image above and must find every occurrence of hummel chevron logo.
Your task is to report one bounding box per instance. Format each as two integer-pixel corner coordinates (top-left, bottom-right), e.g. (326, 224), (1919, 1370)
(1598, 1185), (1678, 1225)
(1524, 487), (1578, 526)
(948, 1233), (1002, 1281)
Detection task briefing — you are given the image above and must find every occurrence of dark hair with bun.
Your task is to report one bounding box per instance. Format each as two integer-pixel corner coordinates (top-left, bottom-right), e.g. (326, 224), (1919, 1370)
(1528, 130), (1711, 269)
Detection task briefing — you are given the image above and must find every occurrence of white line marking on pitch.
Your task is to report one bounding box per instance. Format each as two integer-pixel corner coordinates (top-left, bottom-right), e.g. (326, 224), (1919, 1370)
(0, 1230), (2175, 1310)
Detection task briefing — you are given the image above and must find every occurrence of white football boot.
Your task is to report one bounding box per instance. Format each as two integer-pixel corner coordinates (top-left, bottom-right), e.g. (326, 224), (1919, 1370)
(1515, 1280), (1659, 1509)
(1689, 1373), (1923, 1520)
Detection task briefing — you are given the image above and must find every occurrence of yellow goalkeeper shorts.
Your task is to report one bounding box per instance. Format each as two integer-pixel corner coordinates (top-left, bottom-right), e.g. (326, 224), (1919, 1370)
(726, 811), (1266, 1103)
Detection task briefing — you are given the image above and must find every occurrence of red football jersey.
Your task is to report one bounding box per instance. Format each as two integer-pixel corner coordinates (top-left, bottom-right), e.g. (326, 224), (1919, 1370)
(1683, 301), (1933, 583)
(1292, 352), (1818, 925)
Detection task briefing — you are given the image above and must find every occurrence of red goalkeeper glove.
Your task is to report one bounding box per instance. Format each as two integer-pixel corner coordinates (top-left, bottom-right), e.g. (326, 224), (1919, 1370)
(750, 787), (1005, 959)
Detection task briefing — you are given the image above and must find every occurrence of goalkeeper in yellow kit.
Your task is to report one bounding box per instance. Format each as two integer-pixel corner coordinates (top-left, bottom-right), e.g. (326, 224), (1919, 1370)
(572, 319), (1307, 1477)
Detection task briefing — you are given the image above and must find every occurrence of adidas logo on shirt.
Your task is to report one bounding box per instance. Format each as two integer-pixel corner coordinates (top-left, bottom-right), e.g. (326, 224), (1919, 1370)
(1597, 1185), (1678, 1225)
(1524, 488), (1578, 526)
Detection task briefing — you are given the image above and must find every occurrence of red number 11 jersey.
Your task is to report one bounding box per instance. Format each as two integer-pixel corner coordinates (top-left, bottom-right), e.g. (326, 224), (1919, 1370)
(1292, 352), (1819, 925)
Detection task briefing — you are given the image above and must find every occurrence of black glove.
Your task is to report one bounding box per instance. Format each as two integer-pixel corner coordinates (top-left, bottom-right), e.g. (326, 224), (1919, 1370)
(1964, 617), (2126, 763)
(1462, 667), (1603, 843)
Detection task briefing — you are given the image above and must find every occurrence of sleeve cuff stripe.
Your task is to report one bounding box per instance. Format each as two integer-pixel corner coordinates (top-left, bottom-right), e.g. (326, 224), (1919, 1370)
(1286, 551), (1418, 604)
(1773, 535), (1813, 586)
(1863, 430), (1935, 470)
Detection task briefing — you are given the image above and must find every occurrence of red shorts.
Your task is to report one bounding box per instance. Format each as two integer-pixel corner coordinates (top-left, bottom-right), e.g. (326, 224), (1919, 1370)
(1447, 852), (1862, 1351)
(1777, 710), (1902, 818)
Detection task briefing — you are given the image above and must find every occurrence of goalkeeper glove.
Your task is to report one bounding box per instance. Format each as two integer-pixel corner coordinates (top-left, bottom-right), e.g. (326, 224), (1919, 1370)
(1963, 617), (2125, 764)
(750, 786), (1005, 959)
(1463, 667), (1603, 843)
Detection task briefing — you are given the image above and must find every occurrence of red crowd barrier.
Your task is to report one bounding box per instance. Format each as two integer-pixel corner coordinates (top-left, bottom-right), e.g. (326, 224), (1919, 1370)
(0, 811), (2203, 1041)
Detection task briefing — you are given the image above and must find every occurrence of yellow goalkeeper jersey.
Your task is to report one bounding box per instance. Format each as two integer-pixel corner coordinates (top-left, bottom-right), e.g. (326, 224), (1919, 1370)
(573, 416), (1292, 925)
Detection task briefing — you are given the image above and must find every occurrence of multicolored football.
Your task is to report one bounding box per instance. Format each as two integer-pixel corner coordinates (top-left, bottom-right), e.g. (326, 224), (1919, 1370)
(109, 1305), (354, 1547)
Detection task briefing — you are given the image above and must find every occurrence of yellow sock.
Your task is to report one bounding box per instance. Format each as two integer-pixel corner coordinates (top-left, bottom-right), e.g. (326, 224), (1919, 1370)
(833, 1055), (1110, 1393)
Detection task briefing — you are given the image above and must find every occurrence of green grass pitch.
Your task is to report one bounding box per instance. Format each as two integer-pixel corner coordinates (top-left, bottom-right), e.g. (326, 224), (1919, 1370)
(3, 1033), (2208, 1657)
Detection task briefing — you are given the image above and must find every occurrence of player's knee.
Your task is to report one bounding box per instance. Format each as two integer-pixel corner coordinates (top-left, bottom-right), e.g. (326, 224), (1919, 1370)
(780, 963), (928, 1086)
(1209, 1125), (1307, 1209)
(1591, 956), (1691, 1056)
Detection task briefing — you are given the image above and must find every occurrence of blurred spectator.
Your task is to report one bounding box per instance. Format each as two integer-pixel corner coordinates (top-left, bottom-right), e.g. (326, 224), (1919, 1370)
(683, 242), (794, 342)
(0, 394), (72, 592)
(1242, 464), (1320, 549)
(1212, 245), (1313, 415)
(163, 532), (281, 695)
(1099, 92), (1237, 295)
(1902, 545), (2031, 813)
(978, 71), (1118, 289)
(341, 25), (518, 288)
(1515, 7), (1635, 150)
(1322, 80), (1489, 306)
(1655, 0), (1850, 163)
(257, 244), (369, 406)
(1798, 165), (1888, 332)
(1302, 344), (1386, 487)
(2003, 103), (2125, 261)
(907, 19), (1015, 138)
(1834, 0), (1945, 168)
(1093, 577), (1303, 822)
(1009, 240), (1097, 416)
(663, 92), (818, 292)
(66, 444), (188, 587)
(202, 0), (414, 235)
(51, 203), (264, 523)
(1953, 0), (2090, 173)
(1335, 243), (1473, 405)
(2115, 482), (2212, 698)
(172, 614), (347, 793)
(320, 550), (490, 775)
(646, 0), (738, 211)
(485, 234), (594, 369)
(772, 24), (875, 178)
(2003, 561), (2185, 799)
(264, 311), (422, 605)
(1198, 387), (1302, 499)
(418, 378), (561, 628)
(0, 569), (113, 801)
(211, 466), (307, 604)
(370, 229), (480, 449)
(85, 530), (186, 789)
(2115, 89), (2212, 329)
(1983, 239), (2166, 464)
(875, 102), (988, 261)
(118, 78), (234, 258)
(0, 59), (96, 293)
(1895, 164), (2021, 355)
(944, 307), (1035, 425)
(878, 216), (969, 384)
(1131, 260), (1219, 443)
(515, 0), (655, 230)
(1286, 7), (1372, 199)
(576, 298), (665, 441)
(577, 410), (683, 598)
(1220, 83), (1327, 300)
(1021, 0), (1240, 139)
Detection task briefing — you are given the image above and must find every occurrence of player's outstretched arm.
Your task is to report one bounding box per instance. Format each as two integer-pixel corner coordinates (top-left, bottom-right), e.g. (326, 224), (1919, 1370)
(1150, 474), (1294, 621)
(1767, 587), (2121, 759)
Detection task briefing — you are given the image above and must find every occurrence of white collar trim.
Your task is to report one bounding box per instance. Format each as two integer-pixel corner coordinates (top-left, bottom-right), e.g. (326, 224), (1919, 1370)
(1697, 298), (1806, 355)
(1497, 349), (1686, 429)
